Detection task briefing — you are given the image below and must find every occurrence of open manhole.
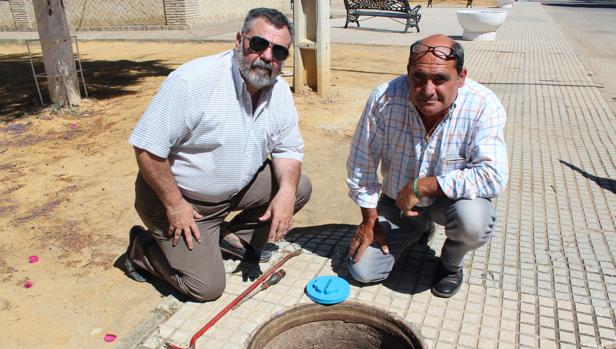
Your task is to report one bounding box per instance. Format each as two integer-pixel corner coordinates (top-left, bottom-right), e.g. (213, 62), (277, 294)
(247, 302), (427, 349)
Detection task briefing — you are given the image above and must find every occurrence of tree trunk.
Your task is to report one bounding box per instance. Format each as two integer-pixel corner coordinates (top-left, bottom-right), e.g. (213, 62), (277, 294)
(32, 0), (81, 107)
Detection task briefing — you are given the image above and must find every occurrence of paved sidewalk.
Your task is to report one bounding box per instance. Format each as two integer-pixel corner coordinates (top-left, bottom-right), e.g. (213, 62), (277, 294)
(114, 3), (616, 349)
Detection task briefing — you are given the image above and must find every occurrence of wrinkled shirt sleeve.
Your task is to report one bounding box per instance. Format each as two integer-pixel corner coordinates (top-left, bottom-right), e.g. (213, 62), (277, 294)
(346, 88), (386, 208)
(129, 73), (197, 158)
(271, 95), (304, 162)
(436, 98), (509, 199)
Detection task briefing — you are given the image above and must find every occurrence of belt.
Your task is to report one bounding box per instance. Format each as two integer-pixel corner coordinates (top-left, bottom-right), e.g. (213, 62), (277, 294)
(183, 195), (231, 207)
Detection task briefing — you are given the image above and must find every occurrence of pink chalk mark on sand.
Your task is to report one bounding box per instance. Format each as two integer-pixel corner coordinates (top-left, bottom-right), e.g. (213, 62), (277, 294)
(104, 334), (117, 343)
(70, 123), (78, 129)
(23, 280), (33, 289)
(28, 255), (39, 263)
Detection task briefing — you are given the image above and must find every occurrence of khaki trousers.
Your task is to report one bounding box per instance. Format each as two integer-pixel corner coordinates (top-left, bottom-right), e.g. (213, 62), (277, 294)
(129, 160), (312, 301)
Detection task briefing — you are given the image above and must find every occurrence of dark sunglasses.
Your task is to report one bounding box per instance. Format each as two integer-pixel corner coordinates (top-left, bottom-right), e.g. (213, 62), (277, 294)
(241, 33), (290, 61)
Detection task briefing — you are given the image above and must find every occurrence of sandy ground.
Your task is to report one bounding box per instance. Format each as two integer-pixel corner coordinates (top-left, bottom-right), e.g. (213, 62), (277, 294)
(0, 39), (412, 348)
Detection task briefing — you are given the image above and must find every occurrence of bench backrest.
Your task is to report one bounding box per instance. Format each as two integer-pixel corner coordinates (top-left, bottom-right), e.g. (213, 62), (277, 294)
(343, 0), (411, 13)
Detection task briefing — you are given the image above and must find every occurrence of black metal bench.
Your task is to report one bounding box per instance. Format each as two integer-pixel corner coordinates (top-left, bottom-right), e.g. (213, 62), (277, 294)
(343, 0), (422, 33)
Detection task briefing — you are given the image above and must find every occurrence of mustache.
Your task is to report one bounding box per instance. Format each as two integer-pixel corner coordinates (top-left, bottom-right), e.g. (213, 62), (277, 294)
(418, 96), (438, 102)
(251, 59), (273, 73)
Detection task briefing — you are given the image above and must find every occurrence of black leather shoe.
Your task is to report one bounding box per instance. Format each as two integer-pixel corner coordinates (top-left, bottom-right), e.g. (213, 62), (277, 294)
(124, 226), (148, 282)
(431, 263), (463, 298)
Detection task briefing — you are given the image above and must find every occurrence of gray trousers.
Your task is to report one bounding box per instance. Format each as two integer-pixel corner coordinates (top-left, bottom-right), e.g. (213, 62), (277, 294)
(129, 160), (312, 301)
(348, 195), (495, 284)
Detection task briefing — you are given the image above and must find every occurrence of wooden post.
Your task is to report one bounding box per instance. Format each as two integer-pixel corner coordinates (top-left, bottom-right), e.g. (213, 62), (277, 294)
(293, 0), (330, 98)
(32, 0), (81, 107)
(315, 0), (330, 98)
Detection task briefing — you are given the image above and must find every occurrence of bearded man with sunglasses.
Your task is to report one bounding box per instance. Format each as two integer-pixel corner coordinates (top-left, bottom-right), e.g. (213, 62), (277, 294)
(346, 34), (508, 298)
(124, 8), (311, 302)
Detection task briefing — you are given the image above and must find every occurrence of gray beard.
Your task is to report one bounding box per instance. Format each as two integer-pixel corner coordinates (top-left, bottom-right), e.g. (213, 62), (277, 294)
(234, 46), (278, 90)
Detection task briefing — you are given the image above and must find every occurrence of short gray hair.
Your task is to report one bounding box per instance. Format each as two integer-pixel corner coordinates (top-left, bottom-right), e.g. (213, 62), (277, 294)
(241, 8), (294, 42)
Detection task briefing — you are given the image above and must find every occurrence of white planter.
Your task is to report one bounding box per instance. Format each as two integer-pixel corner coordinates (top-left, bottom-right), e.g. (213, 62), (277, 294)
(457, 10), (508, 41)
(496, 0), (513, 8)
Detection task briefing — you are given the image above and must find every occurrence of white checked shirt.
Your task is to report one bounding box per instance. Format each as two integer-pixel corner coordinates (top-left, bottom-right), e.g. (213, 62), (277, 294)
(347, 76), (508, 208)
(129, 50), (304, 203)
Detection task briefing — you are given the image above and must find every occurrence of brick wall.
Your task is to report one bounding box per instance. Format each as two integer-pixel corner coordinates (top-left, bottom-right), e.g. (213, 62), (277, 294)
(0, 1), (15, 28)
(0, 0), (292, 31)
(5, 0), (34, 29)
(163, 0), (198, 27)
(66, 0), (166, 28)
(195, 0), (291, 27)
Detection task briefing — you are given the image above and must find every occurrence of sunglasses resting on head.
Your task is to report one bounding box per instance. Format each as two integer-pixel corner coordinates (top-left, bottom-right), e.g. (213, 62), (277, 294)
(410, 43), (457, 60)
(242, 33), (290, 61)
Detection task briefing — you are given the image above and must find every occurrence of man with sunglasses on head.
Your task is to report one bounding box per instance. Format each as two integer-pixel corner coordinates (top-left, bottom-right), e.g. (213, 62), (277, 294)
(124, 8), (311, 302)
(346, 34), (508, 298)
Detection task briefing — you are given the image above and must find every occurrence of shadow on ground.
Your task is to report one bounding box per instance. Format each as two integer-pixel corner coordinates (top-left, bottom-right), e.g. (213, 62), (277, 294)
(560, 159), (616, 194)
(113, 235), (268, 301)
(113, 253), (191, 302)
(0, 52), (173, 122)
(336, 24), (417, 34)
(286, 223), (438, 295)
(111, 224), (441, 301)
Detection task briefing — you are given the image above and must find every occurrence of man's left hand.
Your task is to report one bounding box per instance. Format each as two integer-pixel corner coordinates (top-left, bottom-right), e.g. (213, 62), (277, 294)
(259, 189), (295, 241)
(396, 181), (421, 217)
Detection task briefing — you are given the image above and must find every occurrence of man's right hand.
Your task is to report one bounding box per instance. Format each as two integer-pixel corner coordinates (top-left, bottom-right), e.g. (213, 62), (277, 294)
(166, 199), (203, 250)
(134, 148), (203, 250)
(349, 209), (389, 263)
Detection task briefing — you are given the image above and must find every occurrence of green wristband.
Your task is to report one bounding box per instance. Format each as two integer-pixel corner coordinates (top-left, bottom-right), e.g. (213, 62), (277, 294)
(413, 178), (422, 199)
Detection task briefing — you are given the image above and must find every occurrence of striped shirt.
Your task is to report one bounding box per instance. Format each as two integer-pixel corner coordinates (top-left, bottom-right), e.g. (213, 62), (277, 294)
(129, 50), (304, 203)
(346, 76), (508, 208)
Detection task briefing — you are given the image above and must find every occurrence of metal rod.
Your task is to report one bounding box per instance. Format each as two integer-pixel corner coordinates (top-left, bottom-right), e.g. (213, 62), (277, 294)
(26, 40), (44, 106)
(25, 36), (89, 106)
(165, 249), (303, 349)
(73, 36), (88, 98)
(232, 269), (286, 310)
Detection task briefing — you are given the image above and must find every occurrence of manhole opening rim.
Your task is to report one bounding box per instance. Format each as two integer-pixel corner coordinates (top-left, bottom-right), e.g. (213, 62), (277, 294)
(247, 302), (427, 349)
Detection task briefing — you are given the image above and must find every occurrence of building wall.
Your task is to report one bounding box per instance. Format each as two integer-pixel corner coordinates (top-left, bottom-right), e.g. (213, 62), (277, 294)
(195, 0), (291, 26)
(0, 0), (166, 30)
(65, 0), (166, 28)
(0, 1), (15, 28)
(1, 0), (34, 29)
(0, 0), (293, 31)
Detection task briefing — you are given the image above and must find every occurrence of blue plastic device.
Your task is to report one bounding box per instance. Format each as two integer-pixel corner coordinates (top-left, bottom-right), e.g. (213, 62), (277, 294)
(305, 275), (350, 305)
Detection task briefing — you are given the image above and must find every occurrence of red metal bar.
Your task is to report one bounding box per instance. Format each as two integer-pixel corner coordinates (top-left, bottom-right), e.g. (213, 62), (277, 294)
(166, 249), (302, 349)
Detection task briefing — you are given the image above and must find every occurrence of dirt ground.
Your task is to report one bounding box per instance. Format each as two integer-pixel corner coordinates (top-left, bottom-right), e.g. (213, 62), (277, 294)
(0, 1), (501, 345)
